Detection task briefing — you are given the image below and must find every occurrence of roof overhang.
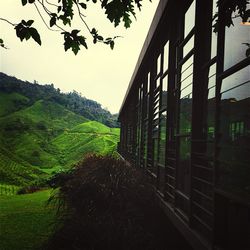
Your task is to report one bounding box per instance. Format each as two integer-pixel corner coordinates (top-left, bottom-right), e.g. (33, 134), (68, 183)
(118, 0), (169, 120)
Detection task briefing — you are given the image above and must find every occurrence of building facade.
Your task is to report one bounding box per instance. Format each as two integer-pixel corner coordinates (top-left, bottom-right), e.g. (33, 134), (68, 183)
(118, 0), (250, 249)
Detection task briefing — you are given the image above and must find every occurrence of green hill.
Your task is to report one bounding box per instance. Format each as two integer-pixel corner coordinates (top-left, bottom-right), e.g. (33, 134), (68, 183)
(52, 121), (120, 167)
(0, 93), (119, 186)
(0, 144), (44, 186)
(0, 72), (119, 127)
(0, 92), (29, 117)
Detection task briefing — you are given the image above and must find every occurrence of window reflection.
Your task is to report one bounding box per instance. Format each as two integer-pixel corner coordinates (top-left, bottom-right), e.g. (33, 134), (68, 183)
(181, 56), (194, 85)
(181, 84), (192, 99)
(184, 1), (195, 37)
(159, 111), (167, 165)
(179, 95), (192, 134)
(147, 72), (150, 93)
(163, 41), (169, 72)
(157, 54), (161, 75)
(143, 121), (148, 161)
(224, 15), (250, 69)
(206, 63), (216, 143)
(211, 0), (218, 58)
(218, 66), (250, 199)
(183, 35), (194, 57)
(153, 138), (158, 174)
(221, 66), (250, 93)
(177, 136), (191, 194)
(162, 76), (168, 109)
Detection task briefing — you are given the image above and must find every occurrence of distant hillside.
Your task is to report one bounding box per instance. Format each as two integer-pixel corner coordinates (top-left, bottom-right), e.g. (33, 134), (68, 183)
(0, 144), (45, 186)
(52, 121), (119, 168)
(0, 72), (119, 127)
(0, 75), (120, 186)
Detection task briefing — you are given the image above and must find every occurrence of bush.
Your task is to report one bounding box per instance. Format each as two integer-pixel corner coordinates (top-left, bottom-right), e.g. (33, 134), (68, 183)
(17, 179), (48, 194)
(17, 185), (43, 194)
(45, 154), (191, 250)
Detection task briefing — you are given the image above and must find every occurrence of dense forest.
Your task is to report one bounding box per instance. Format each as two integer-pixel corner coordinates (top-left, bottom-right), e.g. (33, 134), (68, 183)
(0, 72), (119, 128)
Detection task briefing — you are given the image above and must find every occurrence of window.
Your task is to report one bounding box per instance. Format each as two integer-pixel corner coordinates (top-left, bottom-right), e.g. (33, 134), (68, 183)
(217, 66), (250, 199)
(224, 13), (250, 70)
(211, 0), (218, 58)
(174, 1), (196, 215)
(159, 111), (167, 165)
(184, 0), (195, 37)
(157, 54), (161, 75)
(207, 63), (216, 142)
(163, 41), (169, 72)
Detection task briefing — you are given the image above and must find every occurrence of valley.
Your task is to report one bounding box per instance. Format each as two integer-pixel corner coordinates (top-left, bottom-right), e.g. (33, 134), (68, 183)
(0, 74), (120, 188)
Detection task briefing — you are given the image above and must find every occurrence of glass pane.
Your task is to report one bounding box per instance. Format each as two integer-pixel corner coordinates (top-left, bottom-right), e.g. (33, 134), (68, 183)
(153, 138), (159, 172)
(147, 72), (150, 93)
(162, 76), (168, 109)
(162, 75), (168, 91)
(181, 62), (193, 81)
(179, 95), (192, 134)
(163, 41), (169, 72)
(177, 136), (191, 195)
(182, 55), (194, 72)
(221, 66), (250, 93)
(207, 88), (216, 140)
(144, 121), (148, 160)
(157, 54), (161, 75)
(146, 95), (150, 116)
(159, 111), (167, 165)
(156, 77), (161, 88)
(181, 73), (193, 91)
(208, 73), (216, 89)
(209, 63), (216, 77)
(183, 35), (194, 57)
(181, 85), (192, 98)
(211, 0), (218, 58)
(184, 1), (196, 37)
(208, 86), (215, 99)
(224, 15), (250, 70)
(217, 79), (250, 200)
(206, 64), (216, 143)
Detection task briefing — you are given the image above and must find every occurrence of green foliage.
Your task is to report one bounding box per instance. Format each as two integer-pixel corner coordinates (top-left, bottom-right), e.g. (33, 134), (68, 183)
(213, 0), (250, 32)
(52, 121), (119, 167)
(0, 145), (44, 186)
(0, 73), (119, 127)
(7, 0), (150, 54)
(0, 184), (19, 195)
(0, 92), (29, 117)
(62, 29), (87, 55)
(0, 190), (56, 250)
(14, 20), (41, 45)
(0, 76), (120, 186)
(0, 38), (6, 49)
(46, 155), (191, 250)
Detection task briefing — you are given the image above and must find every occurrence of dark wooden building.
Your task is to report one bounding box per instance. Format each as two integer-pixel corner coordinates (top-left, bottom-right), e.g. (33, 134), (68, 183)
(118, 0), (250, 249)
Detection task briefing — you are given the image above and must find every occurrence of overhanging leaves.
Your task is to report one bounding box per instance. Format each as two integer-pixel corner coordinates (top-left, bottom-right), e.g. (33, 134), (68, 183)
(62, 30), (87, 55)
(14, 20), (41, 45)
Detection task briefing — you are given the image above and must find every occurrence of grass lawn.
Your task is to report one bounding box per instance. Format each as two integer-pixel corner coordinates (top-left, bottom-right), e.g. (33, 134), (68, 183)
(0, 190), (56, 250)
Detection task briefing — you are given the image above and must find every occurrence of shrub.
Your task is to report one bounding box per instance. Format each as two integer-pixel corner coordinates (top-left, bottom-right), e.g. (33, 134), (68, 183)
(17, 179), (48, 194)
(45, 154), (191, 250)
(17, 185), (42, 194)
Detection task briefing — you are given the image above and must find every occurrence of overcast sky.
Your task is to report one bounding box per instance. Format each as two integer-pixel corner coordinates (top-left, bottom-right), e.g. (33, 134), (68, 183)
(0, 1), (159, 114)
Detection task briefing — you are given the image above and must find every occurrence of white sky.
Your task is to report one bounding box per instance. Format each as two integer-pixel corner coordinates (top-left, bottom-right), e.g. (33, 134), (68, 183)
(0, 0), (159, 114)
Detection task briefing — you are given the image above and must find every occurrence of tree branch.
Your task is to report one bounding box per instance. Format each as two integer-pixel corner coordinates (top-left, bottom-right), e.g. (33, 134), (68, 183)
(36, 0), (67, 32)
(0, 18), (16, 26)
(75, 2), (92, 34)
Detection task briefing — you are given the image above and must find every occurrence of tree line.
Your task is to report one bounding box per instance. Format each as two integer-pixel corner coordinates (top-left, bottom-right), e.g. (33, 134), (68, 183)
(0, 72), (119, 127)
